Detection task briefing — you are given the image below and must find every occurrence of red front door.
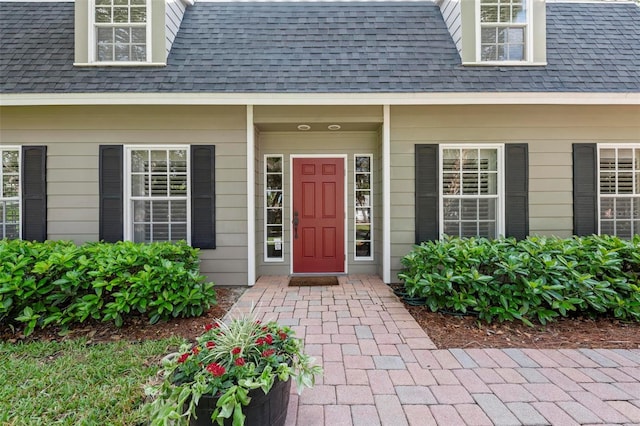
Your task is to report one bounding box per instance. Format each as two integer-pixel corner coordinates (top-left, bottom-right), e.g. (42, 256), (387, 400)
(292, 158), (345, 273)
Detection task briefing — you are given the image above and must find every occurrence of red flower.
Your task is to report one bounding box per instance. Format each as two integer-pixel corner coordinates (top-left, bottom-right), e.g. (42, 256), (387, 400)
(205, 341), (215, 350)
(278, 331), (287, 340)
(265, 334), (273, 345)
(204, 323), (214, 331)
(192, 346), (201, 355)
(262, 349), (275, 357)
(256, 337), (265, 345)
(234, 357), (246, 366)
(206, 362), (226, 377)
(177, 353), (190, 363)
(255, 320), (261, 325)
(231, 347), (242, 355)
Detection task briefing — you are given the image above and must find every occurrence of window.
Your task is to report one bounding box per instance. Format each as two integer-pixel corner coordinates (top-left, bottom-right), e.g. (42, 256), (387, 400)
(0, 148), (20, 239)
(598, 145), (640, 238)
(354, 155), (373, 259)
(94, 0), (148, 62)
(265, 155), (284, 261)
(440, 146), (504, 238)
(125, 147), (189, 243)
(479, 0), (527, 62)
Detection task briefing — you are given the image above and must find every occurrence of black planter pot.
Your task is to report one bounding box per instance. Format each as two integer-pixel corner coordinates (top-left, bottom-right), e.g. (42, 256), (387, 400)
(190, 378), (292, 426)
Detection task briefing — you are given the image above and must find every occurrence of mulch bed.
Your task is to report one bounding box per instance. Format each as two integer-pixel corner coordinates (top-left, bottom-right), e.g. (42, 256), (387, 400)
(3, 284), (639, 349)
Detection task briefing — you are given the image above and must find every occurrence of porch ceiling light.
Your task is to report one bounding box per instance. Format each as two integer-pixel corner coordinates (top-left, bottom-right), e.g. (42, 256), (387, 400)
(327, 124), (341, 131)
(297, 124), (311, 131)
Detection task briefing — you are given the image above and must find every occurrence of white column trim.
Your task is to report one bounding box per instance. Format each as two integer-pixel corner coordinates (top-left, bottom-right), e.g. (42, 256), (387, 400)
(382, 105), (391, 284)
(247, 105), (256, 286)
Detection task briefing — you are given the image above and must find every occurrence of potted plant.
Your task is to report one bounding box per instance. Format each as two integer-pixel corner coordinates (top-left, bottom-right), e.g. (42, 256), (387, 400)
(145, 315), (322, 426)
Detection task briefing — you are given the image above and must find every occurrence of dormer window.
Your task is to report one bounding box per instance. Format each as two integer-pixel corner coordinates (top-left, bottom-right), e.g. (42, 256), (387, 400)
(94, 0), (148, 63)
(480, 0), (528, 62)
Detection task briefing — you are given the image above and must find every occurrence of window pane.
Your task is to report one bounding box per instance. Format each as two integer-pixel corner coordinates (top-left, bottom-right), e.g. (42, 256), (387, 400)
(600, 149), (616, 169)
(171, 201), (187, 222)
(169, 175), (187, 196)
(131, 45), (146, 62)
(355, 242), (371, 258)
(512, 5), (526, 23)
(443, 221), (460, 237)
(481, 45), (497, 61)
(355, 156), (370, 172)
(478, 198), (496, 220)
(442, 172), (460, 195)
(481, 6), (498, 23)
(266, 156), (282, 173)
(266, 243), (282, 259)
(618, 149), (633, 168)
(619, 172), (634, 193)
(150, 175), (167, 196)
(443, 198), (460, 220)
(601, 198), (615, 220)
(95, 7), (111, 23)
(355, 191), (370, 207)
(133, 200), (150, 222)
(266, 191), (282, 208)
(151, 150), (167, 169)
(442, 149), (461, 171)
(114, 27), (130, 43)
(131, 0), (146, 5)
(267, 208), (282, 225)
(356, 174), (370, 189)
(131, 28), (146, 44)
(481, 27), (497, 44)
(478, 221), (497, 238)
(356, 224), (370, 241)
(356, 208), (370, 224)
(2, 151), (19, 172)
(461, 221), (478, 237)
(131, 150), (148, 172)
(113, 7), (129, 23)
(480, 172), (498, 194)
(153, 224), (169, 241)
(130, 6), (146, 23)
(460, 199), (478, 220)
(131, 174), (147, 196)
(616, 198), (632, 220)
(133, 223), (150, 243)
(266, 174), (282, 190)
(508, 44), (524, 61)
(115, 44), (130, 61)
(267, 226), (282, 239)
(171, 224), (187, 242)
(600, 221), (614, 235)
(2, 176), (19, 198)
(508, 28), (524, 44)
(152, 201), (169, 222)
(462, 173), (479, 195)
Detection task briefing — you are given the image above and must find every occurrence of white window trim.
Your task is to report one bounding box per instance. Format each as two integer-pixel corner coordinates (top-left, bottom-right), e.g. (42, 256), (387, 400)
(474, 0), (534, 64)
(438, 144), (505, 239)
(354, 154), (374, 261)
(596, 143), (640, 237)
(123, 145), (191, 244)
(0, 146), (21, 240)
(89, 0), (152, 65)
(264, 154), (284, 263)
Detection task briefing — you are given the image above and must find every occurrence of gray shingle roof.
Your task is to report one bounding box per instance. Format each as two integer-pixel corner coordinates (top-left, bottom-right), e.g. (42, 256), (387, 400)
(1, 1), (639, 94)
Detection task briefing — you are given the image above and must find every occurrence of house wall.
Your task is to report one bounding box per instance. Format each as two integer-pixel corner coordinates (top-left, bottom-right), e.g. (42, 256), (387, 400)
(257, 131), (381, 277)
(439, 0), (462, 56)
(389, 104), (640, 282)
(0, 105), (248, 286)
(165, 0), (188, 58)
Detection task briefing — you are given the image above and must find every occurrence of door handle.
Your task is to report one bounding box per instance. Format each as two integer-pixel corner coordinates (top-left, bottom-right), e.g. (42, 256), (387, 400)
(292, 211), (299, 239)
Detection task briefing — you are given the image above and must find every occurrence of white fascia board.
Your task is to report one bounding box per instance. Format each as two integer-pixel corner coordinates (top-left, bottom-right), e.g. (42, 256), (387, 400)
(0, 92), (639, 106)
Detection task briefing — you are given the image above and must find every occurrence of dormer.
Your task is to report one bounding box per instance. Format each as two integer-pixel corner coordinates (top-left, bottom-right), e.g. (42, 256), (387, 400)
(440, 0), (547, 66)
(74, 0), (194, 66)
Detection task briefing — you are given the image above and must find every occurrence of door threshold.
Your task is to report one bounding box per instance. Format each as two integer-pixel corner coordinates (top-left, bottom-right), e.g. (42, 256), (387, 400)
(289, 273), (347, 277)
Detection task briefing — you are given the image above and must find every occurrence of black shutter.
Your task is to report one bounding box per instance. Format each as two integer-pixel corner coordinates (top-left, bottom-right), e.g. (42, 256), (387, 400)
(415, 144), (439, 243)
(573, 143), (598, 236)
(99, 145), (124, 242)
(505, 143), (529, 239)
(191, 145), (216, 249)
(21, 146), (47, 242)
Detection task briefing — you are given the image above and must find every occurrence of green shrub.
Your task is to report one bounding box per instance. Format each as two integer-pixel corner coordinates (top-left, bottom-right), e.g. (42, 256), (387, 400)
(398, 235), (640, 325)
(0, 240), (217, 335)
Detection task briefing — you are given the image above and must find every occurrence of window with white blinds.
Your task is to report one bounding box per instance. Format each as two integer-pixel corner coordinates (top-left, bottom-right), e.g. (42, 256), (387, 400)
(0, 148), (20, 239)
(598, 145), (640, 238)
(126, 147), (189, 243)
(479, 0), (528, 62)
(440, 146), (504, 238)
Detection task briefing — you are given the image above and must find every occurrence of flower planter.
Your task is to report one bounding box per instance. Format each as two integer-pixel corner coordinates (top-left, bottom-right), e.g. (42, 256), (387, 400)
(190, 377), (292, 426)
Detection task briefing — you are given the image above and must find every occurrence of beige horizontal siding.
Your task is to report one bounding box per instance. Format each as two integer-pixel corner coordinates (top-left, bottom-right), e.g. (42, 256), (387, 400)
(389, 104), (640, 283)
(0, 105), (249, 286)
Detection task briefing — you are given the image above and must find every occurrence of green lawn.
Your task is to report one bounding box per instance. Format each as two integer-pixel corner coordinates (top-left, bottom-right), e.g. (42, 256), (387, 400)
(0, 337), (183, 425)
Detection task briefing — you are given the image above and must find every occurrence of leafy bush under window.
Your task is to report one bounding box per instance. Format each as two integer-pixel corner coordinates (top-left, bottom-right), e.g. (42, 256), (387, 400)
(0, 240), (217, 336)
(398, 235), (640, 325)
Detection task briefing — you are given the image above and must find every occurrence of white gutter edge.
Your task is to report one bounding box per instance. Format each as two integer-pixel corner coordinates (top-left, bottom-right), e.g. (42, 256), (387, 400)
(1, 92), (639, 106)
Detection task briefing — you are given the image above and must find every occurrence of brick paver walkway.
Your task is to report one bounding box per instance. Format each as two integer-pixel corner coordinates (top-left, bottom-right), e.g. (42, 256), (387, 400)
(225, 275), (640, 425)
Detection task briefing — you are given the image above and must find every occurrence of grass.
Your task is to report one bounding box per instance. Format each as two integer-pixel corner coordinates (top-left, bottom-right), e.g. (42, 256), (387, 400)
(0, 336), (184, 425)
